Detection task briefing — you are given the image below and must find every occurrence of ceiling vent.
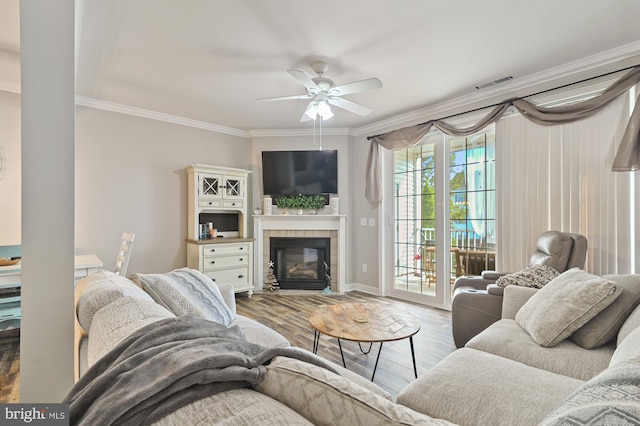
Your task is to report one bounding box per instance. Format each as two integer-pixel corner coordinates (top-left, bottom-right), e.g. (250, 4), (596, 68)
(476, 76), (513, 90)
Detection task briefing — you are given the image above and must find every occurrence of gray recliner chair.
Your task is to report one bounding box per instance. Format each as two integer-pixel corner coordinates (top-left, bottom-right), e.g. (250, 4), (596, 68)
(451, 230), (587, 348)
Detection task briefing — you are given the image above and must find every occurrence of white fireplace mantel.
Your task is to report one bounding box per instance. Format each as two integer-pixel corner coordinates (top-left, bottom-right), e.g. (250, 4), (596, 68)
(253, 215), (346, 293)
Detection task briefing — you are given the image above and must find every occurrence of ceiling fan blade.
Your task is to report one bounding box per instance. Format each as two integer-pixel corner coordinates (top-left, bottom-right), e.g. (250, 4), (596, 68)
(300, 111), (313, 122)
(330, 78), (382, 96)
(255, 93), (313, 102)
(288, 69), (320, 93)
(327, 97), (372, 116)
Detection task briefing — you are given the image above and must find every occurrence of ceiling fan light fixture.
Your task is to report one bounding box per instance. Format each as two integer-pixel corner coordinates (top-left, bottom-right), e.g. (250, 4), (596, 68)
(317, 100), (333, 120)
(304, 101), (318, 120)
(304, 100), (334, 121)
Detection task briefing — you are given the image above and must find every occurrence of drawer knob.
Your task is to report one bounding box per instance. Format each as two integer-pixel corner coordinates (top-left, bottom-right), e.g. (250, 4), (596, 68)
(208, 202), (213, 205)
(210, 261), (215, 264)
(239, 258), (244, 261)
(210, 249), (216, 253)
(238, 274), (244, 279)
(239, 247), (244, 251)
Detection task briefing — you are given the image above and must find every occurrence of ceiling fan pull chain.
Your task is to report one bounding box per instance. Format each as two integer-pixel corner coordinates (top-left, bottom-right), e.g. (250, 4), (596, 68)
(319, 114), (323, 151)
(313, 115), (317, 148)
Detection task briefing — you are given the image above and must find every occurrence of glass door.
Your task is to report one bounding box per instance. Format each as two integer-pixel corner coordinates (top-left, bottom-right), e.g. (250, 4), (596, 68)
(391, 141), (445, 305)
(388, 128), (496, 308)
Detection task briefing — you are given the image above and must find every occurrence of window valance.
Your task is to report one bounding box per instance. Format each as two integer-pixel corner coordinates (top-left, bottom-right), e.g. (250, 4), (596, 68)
(365, 66), (640, 203)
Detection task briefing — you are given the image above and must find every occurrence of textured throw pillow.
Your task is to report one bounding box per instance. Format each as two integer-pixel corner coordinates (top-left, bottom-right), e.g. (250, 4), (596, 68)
(540, 356), (640, 426)
(495, 265), (560, 288)
(130, 267), (235, 326)
(254, 357), (454, 426)
(76, 270), (155, 331)
(570, 274), (640, 349)
(515, 269), (621, 347)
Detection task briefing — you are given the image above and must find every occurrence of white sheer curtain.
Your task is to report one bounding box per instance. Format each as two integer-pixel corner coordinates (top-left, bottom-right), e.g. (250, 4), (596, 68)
(495, 92), (639, 274)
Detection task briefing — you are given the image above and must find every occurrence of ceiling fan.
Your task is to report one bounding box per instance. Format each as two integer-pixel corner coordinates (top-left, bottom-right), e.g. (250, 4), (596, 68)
(256, 61), (382, 122)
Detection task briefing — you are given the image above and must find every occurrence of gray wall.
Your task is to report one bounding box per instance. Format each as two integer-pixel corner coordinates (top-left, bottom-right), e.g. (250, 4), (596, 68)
(75, 107), (249, 275)
(349, 133), (381, 293)
(0, 95), (380, 292)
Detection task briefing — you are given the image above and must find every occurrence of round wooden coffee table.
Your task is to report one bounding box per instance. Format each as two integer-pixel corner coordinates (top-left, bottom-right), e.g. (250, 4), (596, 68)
(309, 302), (421, 381)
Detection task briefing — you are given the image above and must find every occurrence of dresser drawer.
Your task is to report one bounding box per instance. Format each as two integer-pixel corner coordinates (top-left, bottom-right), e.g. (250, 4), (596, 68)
(222, 200), (243, 208)
(197, 199), (244, 209)
(202, 255), (249, 270)
(204, 268), (249, 286)
(201, 243), (250, 257)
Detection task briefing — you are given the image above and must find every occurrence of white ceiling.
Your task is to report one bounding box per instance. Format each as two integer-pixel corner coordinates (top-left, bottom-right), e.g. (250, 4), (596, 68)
(2, 0), (640, 134)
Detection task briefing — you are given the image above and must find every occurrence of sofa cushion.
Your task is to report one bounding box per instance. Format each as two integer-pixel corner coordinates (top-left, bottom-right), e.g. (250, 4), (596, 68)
(255, 357), (454, 426)
(131, 267), (234, 326)
(87, 296), (174, 367)
(397, 348), (583, 426)
(611, 326), (640, 367)
(540, 356), (640, 426)
(495, 264), (560, 288)
(152, 388), (314, 426)
(618, 298), (640, 346)
(76, 270), (155, 331)
(570, 274), (640, 349)
(515, 269), (621, 347)
(466, 319), (614, 381)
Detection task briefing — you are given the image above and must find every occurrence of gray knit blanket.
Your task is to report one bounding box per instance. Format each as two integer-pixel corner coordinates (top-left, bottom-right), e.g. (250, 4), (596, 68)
(64, 316), (338, 426)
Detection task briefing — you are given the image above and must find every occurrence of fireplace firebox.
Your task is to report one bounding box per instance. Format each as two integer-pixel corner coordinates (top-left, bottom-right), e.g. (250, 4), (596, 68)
(270, 237), (330, 290)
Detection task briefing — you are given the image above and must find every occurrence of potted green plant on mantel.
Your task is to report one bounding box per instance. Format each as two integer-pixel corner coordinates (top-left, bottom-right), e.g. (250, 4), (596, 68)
(275, 194), (326, 215)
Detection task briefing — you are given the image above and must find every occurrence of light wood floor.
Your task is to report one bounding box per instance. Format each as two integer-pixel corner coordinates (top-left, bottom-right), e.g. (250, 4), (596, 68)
(236, 291), (456, 398)
(0, 291), (455, 402)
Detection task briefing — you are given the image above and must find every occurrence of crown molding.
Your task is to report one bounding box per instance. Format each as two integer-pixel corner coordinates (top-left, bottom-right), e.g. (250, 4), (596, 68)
(353, 40), (640, 137)
(248, 127), (352, 138)
(75, 96), (250, 138)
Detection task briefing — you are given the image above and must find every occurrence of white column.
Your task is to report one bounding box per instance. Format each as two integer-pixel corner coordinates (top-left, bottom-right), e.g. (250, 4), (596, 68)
(20, 0), (75, 402)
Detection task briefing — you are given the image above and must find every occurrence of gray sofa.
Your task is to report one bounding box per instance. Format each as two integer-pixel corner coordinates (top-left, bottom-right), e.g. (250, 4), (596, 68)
(73, 268), (640, 425)
(399, 272), (640, 425)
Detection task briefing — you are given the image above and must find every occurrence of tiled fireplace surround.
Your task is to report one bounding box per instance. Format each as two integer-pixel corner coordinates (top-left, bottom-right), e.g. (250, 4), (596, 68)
(253, 215), (347, 293)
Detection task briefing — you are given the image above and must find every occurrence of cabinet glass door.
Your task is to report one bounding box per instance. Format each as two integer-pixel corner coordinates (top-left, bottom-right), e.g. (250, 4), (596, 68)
(200, 174), (221, 198)
(224, 177), (243, 199)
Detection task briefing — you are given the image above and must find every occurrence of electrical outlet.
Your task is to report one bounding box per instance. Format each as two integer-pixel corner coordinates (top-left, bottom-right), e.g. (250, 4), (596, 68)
(362, 264), (367, 272)
(360, 218), (367, 226)
(368, 218), (375, 226)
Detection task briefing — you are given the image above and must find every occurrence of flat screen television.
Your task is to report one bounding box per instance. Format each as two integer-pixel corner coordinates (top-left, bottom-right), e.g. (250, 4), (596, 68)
(262, 150), (338, 201)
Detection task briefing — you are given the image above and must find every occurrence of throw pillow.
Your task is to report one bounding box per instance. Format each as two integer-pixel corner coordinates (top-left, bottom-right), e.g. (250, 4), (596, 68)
(540, 357), (640, 426)
(570, 274), (640, 349)
(76, 270), (155, 331)
(130, 267), (235, 326)
(515, 268), (621, 347)
(254, 356), (454, 426)
(495, 264), (560, 288)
